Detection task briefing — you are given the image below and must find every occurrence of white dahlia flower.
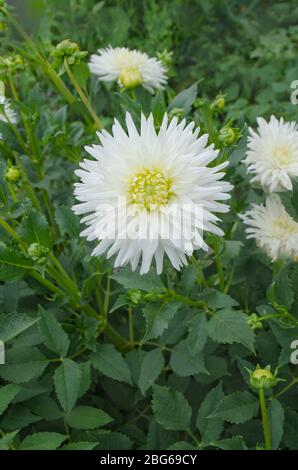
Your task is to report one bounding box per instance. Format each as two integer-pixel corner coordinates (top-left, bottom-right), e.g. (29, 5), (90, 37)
(72, 113), (232, 274)
(0, 95), (17, 138)
(240, 195), (298, 261)
(243, 115), (298, 192)
(89, 47), (167, 92)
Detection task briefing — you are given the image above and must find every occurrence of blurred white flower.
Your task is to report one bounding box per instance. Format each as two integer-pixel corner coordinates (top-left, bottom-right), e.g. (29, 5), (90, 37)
(73, 113), (232, 274)
(89, 47), (167, 92)
(243, 115), (298, 192)
(241, 195), (298, 261)
(0, 95), (17, 139)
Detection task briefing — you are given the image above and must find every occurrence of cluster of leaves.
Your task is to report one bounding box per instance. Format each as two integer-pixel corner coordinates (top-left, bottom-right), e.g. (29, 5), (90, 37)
(0, 0), (298, 451)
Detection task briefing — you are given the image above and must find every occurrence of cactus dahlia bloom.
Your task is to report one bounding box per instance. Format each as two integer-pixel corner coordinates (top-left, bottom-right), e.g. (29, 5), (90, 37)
(240, 195), (298, 261)
(0, 95), (17, 138)
(72, 113), (232, 274)
(243, 115), (298, 192)
(88, 47), (167, 92)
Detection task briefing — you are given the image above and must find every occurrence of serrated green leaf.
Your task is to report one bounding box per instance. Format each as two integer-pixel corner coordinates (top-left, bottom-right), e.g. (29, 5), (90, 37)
(18, 209), (52, 248)
(211, 435), (248, 450)
(0, 245), (33, 281)
(18, 432), (66, 450)
(38, 307), (70, 356)
(208, 391), (258, 424)
(61, 441), (98, 450)
(0, 346), (48, 383)
(269, 399), (284, 450)
(196, 381), (224, 446)
(67, 406), (113, 429)
(0, 383), (21, 415)
(142, 301), (181, 341)
(170, 339), (207, 376)
(55, 205), (79, 238)
(91, 344), (132, 384)
(138, 348), (165, 395)
(208, 309), (255, 352)
(187, 313), (208, 355)
(0, 312), (39, 342)
(152, 385), (192, 431)
(53, 359), (82, 414)
(0, 430), (19, 450)
(110, 267), (164, 292)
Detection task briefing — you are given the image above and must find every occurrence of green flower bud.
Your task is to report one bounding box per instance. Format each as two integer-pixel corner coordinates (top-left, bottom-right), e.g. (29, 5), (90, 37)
(127, 289), (143, 305)
(219, 121), (241, 147)
(119, 66), (142, 89)
(210, 94), (225, 112)
(51, 39), (88, 72)
(0, 54), (25, 78)
(5, 166), (21, 183)
(156, 49), (173, 68)
(247, 313), (263, 330)
(143, 290), (161, 302)
(246, 365), (284, 390)
(27, 243), (49, 266)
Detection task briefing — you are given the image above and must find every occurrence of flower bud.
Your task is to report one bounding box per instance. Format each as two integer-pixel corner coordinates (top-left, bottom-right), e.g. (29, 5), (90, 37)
(156, 49), (173, 68)
(51, 40), (88, 71)
(5, 166), (21, 183)
(127, 289), (143, 305)
(168, 107), (185, 120)
(247, 313), (263, 330)
(119, 66), (142, 89)
(210, 94), (225, 112)
(246, 365), (283, 390)
(27, 243), (49, 266)
(219, 121), (241, 146)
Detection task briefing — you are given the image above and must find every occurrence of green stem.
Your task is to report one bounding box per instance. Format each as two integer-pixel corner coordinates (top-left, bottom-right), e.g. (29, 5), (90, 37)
(4, 9), (75, 104)
(190, 255), (208, 287)
(259, 387), (272, 450)
(214, 240), (225, 291)
(274, 377), (298, 399)
(104, 323), (129, 352)
(128, 306), (134, 346)
(64, 58), (102, 129)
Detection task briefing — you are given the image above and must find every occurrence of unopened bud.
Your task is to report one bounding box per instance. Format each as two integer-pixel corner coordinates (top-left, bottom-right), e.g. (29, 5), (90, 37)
(247, 313), (263, 330)
(246, 365), (284, 390)
(27, 243), (49, 266)
(127, 289), (143, 305)
(211, 94), (225, 112)
(5, 166), (21, 183)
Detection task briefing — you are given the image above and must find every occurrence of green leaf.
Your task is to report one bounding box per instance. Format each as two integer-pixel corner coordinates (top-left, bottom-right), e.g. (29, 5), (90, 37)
(55, 205), (80, 238)
(91, 344), (132, 384)
(169, 83), (198, 113)
(0, 383), (21, 415)
(208, 309), (255, 353)
(138, 348), (165, 395)
(187, 313), (208, 355)
(152, 385), (192, 431)
(18, 432), (66, 450)
(211, 436), (248, 450)
(167, 442), (196, 450)
(0, 430), (19, 450)
(18, 209), (52, 248)
(61, 441), (98, 450)
(208, 391), (259, 424)
(38, 307), (70, 356)
(284, 409), (298, 450)
(202, 289), (239, 310)
(0, 312), (39, 342)
(67, 406), (113, 429)
(96, 431), (133, 450)
(0, 245), (33, 281)
(53, 359), (82, 414)
(110, 267), (164, 292)
(170, 339), (207, 376)
(0, 346), (48, 383)
(196, 381), (224, 446)
(142, 301), (181, 341)
(269, 399), (284, 450)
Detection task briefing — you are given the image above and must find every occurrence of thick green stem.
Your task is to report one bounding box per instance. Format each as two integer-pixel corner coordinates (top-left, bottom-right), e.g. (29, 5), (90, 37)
(259, 387), (272, 450)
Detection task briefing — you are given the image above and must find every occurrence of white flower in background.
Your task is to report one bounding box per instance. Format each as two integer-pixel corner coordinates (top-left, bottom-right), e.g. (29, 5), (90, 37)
(89, 47), (167, 92)
(0, 95), (17, 138)
(240, 195), (298, 261)
(72, 113), (232, 274)
(243, 115), (298, 192)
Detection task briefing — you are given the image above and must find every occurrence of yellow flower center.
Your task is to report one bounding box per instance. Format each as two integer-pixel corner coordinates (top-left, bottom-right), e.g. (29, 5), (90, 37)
(272, 146), (293, 167)
(128, 167), (173, 211)
(119, 66), (142, 89)
(272, 216), (298, 238)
